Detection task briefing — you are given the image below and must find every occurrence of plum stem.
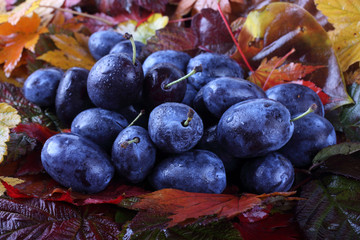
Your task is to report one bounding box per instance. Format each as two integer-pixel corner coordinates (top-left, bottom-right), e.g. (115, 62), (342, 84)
(164, 65), (202, 89)
(127, 110), (145, 128)
(216, 1), (254, 72)
(291, 104), (317, 122)
(121, 137), (140, 148)
(124, 33), (136, 65)
(182, 109), (195, 127)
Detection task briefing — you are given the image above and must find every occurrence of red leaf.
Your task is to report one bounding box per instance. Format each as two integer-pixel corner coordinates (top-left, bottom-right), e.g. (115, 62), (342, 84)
(0, 197), (121, 239)
(12, 123), (59, 144)
(234, 212), (304, 240)
(2, 174), (149, 206)
(0, 179), (32, 199)
(127, 188), (297, 228)
(15, 150), (43, 176)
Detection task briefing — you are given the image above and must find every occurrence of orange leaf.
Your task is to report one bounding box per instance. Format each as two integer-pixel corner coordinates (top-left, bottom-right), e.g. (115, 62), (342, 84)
(129, 188), (296, 228)
(37, 33), (95, 70)
(0, 13), (48, 77)
(248, 49), (324, 90)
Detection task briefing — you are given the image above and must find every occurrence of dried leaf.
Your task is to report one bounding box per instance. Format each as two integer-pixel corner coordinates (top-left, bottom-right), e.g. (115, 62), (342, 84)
(37, 33), (95, 70)
(0, 0), (41, 25)
(0, 176), (24, 196)
(116, 13), (169, 44)
(0, 197), (122, 239)
(0, 103), (21, 163)
(123, 188), (296, 228)
(234, 2), (353, 110)
(0, 13), (48, 77)
(315, 0), (360, 72)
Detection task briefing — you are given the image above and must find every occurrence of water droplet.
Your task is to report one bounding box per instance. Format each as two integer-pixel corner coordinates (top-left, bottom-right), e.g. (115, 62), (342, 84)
(226, 116), (234, 123)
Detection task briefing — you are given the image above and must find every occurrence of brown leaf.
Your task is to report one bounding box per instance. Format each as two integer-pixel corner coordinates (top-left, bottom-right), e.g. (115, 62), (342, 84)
(0, 13), (48, 77)
(37, 33), (95, 70)
(126, 188), (296, 228)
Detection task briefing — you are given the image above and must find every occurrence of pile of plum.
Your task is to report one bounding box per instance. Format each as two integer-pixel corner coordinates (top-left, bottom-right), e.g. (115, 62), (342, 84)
(23, 30), (337, 195)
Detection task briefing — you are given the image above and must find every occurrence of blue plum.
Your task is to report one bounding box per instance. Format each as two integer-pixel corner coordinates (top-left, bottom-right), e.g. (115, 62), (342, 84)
(55, 67), (93, 126)
(112, 126), (156, 183)
(148, 102), (203, 153)
(88, 30), (125, 60)
(266, 83), (325, 117)
(41, 133), (114, 193)
(202, 77), (267, 118)
(186, 53), (245, 90)
(71, 108), (128, 152)
(110, 40), (145, 61)
(240, 152), (295, 194)
(149, 149), (226, 194)
(217, 98), (294, 158)
(23, 68), (63, 106)
(279, 113), (337, 168)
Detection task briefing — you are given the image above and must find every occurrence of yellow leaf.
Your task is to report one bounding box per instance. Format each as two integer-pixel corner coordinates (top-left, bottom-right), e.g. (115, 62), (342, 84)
(0, 0), (41, 25)
(0, 176), (24, 196)
(37, 33), (95, 70)
(116, 13), (169, 44)
(0, 103), (21, 163)
(315, 0), (360, 71)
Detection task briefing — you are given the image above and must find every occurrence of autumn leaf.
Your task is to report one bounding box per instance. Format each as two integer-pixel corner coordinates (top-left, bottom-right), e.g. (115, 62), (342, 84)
(0, 176), (24, 196)
(115, 13), (168, 44)
(315, 0), (360, 72)
(123, 188), (297, 228)
(0, 13), (48, 77)
(0, 197), (122, 239)
(248, 49), (325, 90)
(37, 33), (95, 70)
(0, 103), (21, 163)
(0, 0), (41, 25)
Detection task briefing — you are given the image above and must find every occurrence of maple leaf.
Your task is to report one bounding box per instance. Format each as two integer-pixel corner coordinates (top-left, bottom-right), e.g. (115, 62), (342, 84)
(248, 49), (325, 90)
(123, 188), (297, 228)
(315, 0), (360, 72)
(0, 13), (48, 77)
(0, 103), (21, 163)
(115, 13), (169, 44)
(37, 33), (95, 70)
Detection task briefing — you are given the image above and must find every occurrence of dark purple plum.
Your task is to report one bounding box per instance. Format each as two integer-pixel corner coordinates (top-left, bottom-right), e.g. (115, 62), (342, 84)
(41, 133), (114, 193)
(23, 68), (63, 106)
(279, 113), (336, 168)
(149, 149), (226, 194)
(240, 152), (295, 194)
(266, 83), (325, 117)
(71, 108), (128, 152)
(112, 126), (156, 183)
(192, 87), (218, 127)
(182, 83), (198, 107)
(110, 40), (145, 61)
(197, 125), (240, 175)
(88, 30), (125, 60)
(202, 77), (267, 118)
(148, 102), (203, 153)
(187, 53), (245, 90)
(142, 63), (186, 109)
(87, 53), (144, 111)
(55, 67), (93, 126)
(142, 50), (191, 75)
(217, 98), (294, 158)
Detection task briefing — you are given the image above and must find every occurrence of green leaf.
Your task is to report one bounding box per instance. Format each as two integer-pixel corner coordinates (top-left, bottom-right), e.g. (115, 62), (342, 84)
(296, 175), (360, 239)
(313, 142), (360, 165)
(340, 83), (360, 141)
